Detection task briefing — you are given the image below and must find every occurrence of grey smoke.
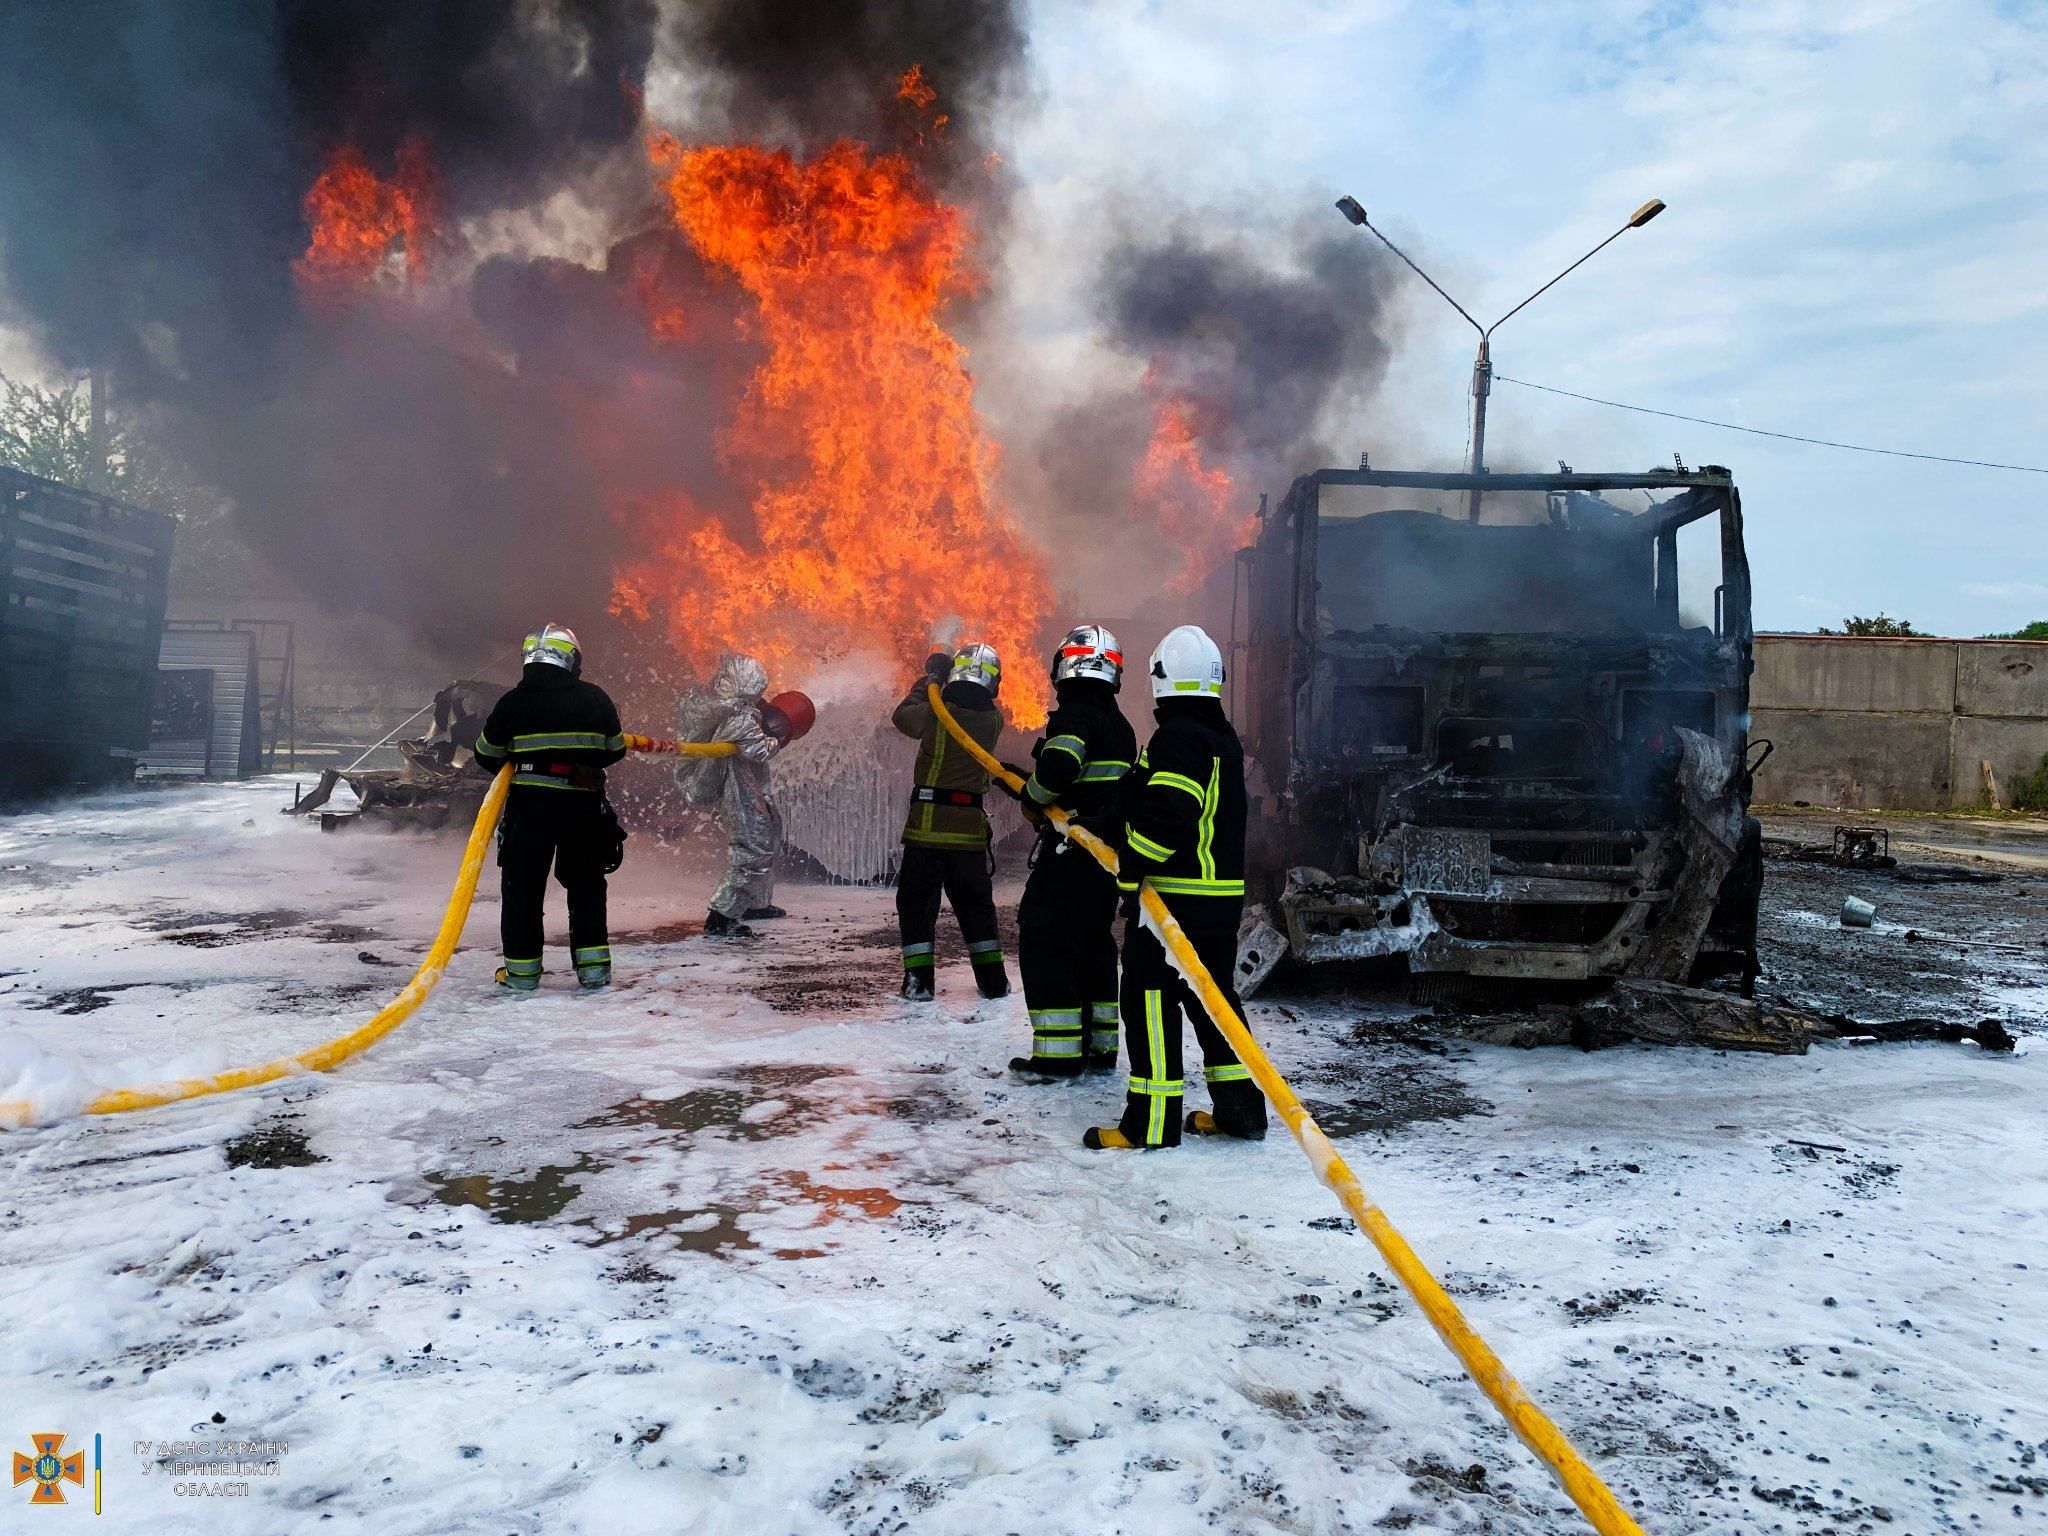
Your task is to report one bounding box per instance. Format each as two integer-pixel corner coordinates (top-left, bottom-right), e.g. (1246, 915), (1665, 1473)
(1100, 218), (1400, 471)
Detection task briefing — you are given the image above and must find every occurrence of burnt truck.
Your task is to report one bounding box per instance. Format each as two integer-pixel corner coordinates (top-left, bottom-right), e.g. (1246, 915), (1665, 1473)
(1232, 464), (1767, 996)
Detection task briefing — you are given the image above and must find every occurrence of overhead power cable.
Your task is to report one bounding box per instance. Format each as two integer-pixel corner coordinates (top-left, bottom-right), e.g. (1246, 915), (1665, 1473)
(1496, 374), (2048, 475)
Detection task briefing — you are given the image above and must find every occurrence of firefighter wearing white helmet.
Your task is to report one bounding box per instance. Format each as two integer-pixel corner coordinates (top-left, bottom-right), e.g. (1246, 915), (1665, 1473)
(889, 641), (1012, 1001)
(1084, 623), (1266, 1150)
(1010, 624), (1136, 1077)
(473, 623), (628, 991)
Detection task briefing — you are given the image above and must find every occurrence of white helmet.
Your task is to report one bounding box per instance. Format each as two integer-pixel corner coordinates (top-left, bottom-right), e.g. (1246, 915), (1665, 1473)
(1052, 623), (1123, 691)
(950, 642), (1001, 695)
(522, 622), (582, 676)
(1149, 624), (1224, 700)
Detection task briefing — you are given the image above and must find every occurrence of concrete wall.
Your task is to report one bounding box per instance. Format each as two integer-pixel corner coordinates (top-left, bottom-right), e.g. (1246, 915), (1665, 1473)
(1751, 635), (2048, 810)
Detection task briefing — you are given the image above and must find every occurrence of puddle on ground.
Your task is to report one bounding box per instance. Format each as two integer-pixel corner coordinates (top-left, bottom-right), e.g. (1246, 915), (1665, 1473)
(225, 1117), (325, 1169)
(582, 1203), (770, 1256)
(1301, 1060), (1492, 1136)
(30, 982), (154, 1015)
(29, 980), (212, 1014)
(772, 1169), (903, 1220)
(751, 958), (902, 1013)
(430, 1065), (918, 1262)
(578, 1065), (848, 1142)
(581, 1088), (765, 1138)
(613, 920), (704, 945)
(425, 1154), (607, 1224)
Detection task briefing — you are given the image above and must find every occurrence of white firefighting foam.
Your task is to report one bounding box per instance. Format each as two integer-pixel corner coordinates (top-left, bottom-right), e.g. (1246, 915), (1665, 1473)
(1, 778), (2044, 1533)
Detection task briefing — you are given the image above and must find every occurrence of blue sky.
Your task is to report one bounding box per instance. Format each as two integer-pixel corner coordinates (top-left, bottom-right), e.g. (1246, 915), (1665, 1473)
(1004, 0), (2048, 635)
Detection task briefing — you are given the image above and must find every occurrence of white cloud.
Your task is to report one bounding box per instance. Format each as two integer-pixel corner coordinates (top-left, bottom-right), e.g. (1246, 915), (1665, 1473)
(1005, 0), (2048, 636)
(1962, 581), (2048, 600)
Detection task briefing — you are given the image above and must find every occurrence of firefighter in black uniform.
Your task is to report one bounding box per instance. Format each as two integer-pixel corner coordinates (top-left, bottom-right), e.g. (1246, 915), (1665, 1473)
(1085, 624), (1267, 1150)
(472, 623), (628, 991)
(1010, 623), (1136, 1077)
(891, 642), (1011, 1001)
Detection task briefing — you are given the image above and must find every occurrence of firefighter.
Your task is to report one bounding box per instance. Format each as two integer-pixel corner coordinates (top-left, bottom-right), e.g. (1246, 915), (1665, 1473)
(675, 656), (813, 938)
(472, 624), (628, 991)
(1010, 623), (1136, 1078)
(892, 643), (1010, 1001)
(1085, 624), (1267, 1149)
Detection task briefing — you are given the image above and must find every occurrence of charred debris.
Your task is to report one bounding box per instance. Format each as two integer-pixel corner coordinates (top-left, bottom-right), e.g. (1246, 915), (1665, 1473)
(287, 680), (504, 830)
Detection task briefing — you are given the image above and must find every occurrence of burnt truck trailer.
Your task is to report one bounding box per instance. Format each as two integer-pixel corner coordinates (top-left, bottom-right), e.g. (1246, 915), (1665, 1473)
(1233, 465), (1766, 995)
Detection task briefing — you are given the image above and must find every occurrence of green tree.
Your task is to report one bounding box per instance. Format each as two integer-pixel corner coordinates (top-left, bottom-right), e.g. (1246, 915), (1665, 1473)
(1984, 620), (2048, 641)
(0, 372), (216, 521)
(1817, 613), (1920, 637)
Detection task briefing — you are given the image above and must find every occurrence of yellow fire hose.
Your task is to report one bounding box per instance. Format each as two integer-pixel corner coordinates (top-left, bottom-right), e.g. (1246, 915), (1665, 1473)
(925, 684), (1649, 1536)
(0, 738), (735, 1132)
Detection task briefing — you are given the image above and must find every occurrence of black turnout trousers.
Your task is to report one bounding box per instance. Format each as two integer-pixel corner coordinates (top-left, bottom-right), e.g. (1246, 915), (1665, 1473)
(895, 844), (1004, 977)
(1116, 919), (1264, 1147)
(1017, 839), (1121, 1069)
(497, 791), (611, 975)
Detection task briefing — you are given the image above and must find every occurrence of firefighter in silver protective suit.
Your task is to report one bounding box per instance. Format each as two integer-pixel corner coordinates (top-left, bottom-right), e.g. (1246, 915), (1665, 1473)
(675, 654), (811, 938)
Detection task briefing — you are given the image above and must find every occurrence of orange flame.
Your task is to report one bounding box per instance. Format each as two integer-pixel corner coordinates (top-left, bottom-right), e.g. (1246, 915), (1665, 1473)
(1135, 389), (1251, 593)
(294, 138), (440, 300)
(612, 128), (1053, 721)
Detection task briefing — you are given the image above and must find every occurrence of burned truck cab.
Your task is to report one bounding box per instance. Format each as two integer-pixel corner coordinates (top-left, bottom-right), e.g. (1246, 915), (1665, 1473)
(1235, 465), (1761, 992)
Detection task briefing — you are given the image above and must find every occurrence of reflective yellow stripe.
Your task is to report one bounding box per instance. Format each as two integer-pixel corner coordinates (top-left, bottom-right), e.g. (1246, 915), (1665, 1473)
(509, 731), (617, 751)
(1204, 1063), (1251, 1083)
(1077, 761), (1130, 782)
(1147, 876), (1244, 897)
(512, 773), (598, 791)
(1151, 771), (1205, 803)
(902, 828), (989, 848)
(1145, 990), (1169, 1143)
(1127, 829), (1174, 863)
(1041, 735), (1085, 761)
(1024, 775), (1057, 805)
(474, 734), (504, 759)
(1127, 1077), (1184, 1096)
(1198, 757), (1220, 882)
(920, 725), (948, 836)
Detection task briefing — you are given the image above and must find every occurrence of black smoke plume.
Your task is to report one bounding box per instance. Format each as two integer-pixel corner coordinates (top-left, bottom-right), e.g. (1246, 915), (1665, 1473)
(1101, 218), (1399, 471)
(0, 1), (1034, 657)
(1018, 215), (1401, 603)
(674, 0), (1026, 172)
(0, 1), (668, 651)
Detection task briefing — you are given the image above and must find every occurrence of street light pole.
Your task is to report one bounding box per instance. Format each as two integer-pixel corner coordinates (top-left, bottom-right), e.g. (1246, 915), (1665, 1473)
(1335, 195), (1665, 520)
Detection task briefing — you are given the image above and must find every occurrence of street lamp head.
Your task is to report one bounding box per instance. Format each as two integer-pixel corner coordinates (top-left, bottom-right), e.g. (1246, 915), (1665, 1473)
(1628, 198), (1667, 229)
(1335, 195), (1368, 227)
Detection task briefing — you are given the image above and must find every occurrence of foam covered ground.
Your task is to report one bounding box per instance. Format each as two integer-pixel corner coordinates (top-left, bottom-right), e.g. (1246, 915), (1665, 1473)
(3, 778), (2044, 1534)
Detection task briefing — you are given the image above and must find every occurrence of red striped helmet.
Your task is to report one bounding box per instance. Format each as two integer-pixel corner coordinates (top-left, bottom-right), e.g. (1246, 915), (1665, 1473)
(1052, 623), (1123, 691)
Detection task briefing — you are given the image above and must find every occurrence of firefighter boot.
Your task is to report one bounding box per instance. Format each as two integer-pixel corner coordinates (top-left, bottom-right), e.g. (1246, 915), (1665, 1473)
(743, 905), (788, 920)
(704, 909), (754, 939)
(968, 940), (1010, 999)
(1082, 1126), (1140, 1150)
(901, 969), (936, 1001)
(496, 958), (541, 993)
(1008, 1054), (1083, 1080)
(1186, 1073), (1267, 1140)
